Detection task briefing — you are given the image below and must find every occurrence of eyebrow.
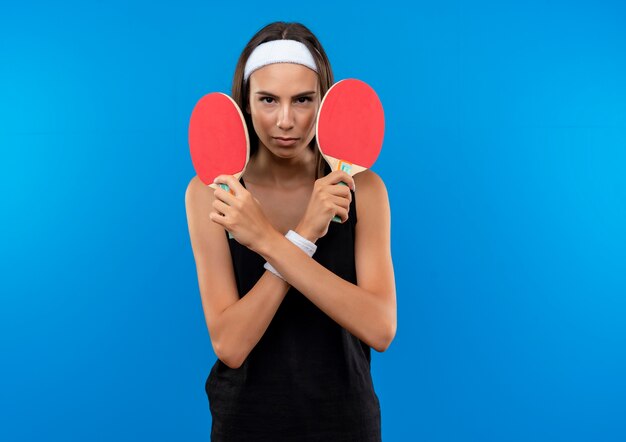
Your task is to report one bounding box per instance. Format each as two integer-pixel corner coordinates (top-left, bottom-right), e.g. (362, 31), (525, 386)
(254, 90), (317, 97)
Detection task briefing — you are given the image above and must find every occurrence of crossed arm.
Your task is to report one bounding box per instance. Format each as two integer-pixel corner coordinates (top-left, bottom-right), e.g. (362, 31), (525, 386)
(185, 170), (396, 368)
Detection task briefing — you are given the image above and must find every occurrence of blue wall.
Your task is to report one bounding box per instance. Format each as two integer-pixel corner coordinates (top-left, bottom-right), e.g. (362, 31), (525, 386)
(1, 1), (625, 440)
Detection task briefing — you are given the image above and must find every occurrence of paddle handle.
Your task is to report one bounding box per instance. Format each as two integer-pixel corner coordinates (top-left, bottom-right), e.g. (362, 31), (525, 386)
(219, 183), (234, 239)
(332, 161), (353, 223)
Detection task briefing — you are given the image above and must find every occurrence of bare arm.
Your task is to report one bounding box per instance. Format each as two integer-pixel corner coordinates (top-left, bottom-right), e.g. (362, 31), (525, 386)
(257, 170), (397, 352)
(185, 176), (289, 369)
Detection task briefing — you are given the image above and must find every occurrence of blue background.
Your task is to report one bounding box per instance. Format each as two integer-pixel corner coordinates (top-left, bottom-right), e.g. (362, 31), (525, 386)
(2, 1), (625, 441)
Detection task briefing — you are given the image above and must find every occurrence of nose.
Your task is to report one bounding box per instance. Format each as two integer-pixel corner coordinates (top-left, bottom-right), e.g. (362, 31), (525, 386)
(276, 103), (295, 131)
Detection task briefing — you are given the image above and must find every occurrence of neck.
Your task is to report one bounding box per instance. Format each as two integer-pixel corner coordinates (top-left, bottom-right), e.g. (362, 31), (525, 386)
(244, 142), (318, 188)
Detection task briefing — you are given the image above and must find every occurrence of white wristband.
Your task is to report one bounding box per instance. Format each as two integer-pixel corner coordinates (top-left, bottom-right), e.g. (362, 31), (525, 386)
(263, 262), (284, 280)
(264, 230), (317, 280)
(286, 230), (317, 256)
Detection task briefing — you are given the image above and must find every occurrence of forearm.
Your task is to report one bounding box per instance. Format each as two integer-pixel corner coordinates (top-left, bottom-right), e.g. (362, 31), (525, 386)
(258, 230), (394, 352)
(215, 270), (290, 368)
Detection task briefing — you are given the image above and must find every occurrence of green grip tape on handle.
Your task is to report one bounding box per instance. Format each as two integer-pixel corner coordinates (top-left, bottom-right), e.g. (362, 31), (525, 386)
(219, 183), (234, 239)
(331, 181), (348, 223)
(331, 161), (353, 223)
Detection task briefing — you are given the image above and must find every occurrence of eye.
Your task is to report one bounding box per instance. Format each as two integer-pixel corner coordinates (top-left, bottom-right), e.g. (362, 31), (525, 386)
(260, 97), (275, 104)
(296, 97), (312, 103)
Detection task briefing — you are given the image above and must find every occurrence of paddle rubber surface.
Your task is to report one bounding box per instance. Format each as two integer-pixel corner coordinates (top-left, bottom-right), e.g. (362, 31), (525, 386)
(188, 93), (249, 186)
(316, 79), (384, 169)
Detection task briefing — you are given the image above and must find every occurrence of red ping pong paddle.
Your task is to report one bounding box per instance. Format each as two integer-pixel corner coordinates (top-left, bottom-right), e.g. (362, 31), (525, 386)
(189, 92), (250, 238)
(316, 79), (385, 222)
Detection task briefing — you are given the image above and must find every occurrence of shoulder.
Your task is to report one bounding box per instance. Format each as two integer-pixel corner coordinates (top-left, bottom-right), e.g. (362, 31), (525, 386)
(354, 169), (386, 188)
(185, 176), (223, 236)
(185, 175), (215, 208)
(354, 170), (389, 205)
(353, 169), (390, 226)
(185, 175), (209, 197)
(354, 169), (390, 225)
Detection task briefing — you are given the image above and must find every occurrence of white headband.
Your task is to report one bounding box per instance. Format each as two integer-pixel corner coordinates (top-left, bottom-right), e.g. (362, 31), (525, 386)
(244, 40), (318, 83)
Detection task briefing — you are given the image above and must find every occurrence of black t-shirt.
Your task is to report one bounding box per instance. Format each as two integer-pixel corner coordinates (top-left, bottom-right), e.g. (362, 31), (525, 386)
(206, 172), (382, 441)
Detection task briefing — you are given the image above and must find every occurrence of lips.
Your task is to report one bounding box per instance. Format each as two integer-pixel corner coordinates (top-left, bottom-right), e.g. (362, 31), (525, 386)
(273, 137), (299, 146)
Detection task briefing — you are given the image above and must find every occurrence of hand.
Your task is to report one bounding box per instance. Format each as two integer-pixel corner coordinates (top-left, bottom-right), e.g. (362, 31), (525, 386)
(295, 170), (355, 242)
(210, 175), (277, 254)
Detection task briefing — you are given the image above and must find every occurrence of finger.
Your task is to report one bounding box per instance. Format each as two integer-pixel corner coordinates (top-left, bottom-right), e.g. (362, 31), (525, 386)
(325, 170), (355, 191)
(326, 183), (353, 202)
(214, 175), (246, 196)
(335, 206), (349, 223)
(212, 199), (232, 217)
(209, 211), (226, 227)
(330, 194), (351, 211)
(213, 186), (237, 206)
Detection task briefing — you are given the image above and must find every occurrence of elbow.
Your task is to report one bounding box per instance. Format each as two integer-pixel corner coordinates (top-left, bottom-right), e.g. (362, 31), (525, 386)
(214, 342), (244, 370)
(374, 338), (392, 354)
(210, 323), (249, 369)
(217, 351), (243, 370)
(219, 352), (243, 369)
(374, 321), (397, 353)
(222, 358), (243, 370)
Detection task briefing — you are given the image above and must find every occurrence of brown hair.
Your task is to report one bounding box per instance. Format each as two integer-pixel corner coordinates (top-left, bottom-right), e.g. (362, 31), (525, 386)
(231, 22), (333, 180)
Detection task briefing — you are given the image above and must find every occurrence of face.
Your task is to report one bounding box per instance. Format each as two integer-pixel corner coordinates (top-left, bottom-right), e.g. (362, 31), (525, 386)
(247, 63), (320, 158)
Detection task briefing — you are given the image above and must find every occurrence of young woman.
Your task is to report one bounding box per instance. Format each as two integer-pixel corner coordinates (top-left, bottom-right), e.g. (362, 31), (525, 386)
(185, 22), (396, 441)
